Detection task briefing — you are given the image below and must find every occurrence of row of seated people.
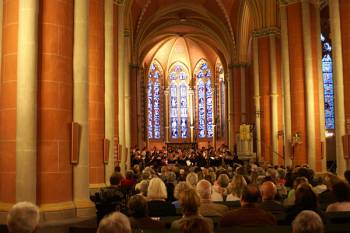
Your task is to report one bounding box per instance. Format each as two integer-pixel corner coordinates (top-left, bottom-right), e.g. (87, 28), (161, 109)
(90, 165), (350, 231)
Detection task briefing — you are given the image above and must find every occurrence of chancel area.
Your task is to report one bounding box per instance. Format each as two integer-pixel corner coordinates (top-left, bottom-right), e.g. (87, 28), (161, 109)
(1, 0), (350, 233)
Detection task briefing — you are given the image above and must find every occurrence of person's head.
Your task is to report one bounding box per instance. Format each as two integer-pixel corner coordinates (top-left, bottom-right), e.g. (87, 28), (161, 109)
(323, 173), (341, 190)
(174, 181), (192, 200)
(196, 179), (212, 200)
(344, 170), (350, 184)
(137, 180), (149, 196)
(332, 181), (350, 202)
(179, 188), (201, 216)
(166, 171), (177, 183)
(97, 212), (131, 233)
(128, 195), (148, 218)
(229, 175), (247, 197)
(295, 184), (318, 210)
(125, 170), (134, 180)
(240, 184), (260, 205)
(260, 181), (277, 201)
(293, 176), (309, 190)
(147, 177), (167, 200)
(292, 210), (323, 233)
(110, 172), (123, 186)
(186, 172), (198, 188)
(216, 174), (230, 188)
(180, 216), (213, 233)
(7, 202), (40, 233)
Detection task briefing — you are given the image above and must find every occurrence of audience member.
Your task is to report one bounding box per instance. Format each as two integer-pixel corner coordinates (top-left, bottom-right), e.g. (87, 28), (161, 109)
(226, 175), (247, 201)
(171, 188), (213, 231)
(344, 170), (350, 184)
(196, 179), (229, 216)
(326, 181), (350, 212)
(318, 173), (340, 208)
(285, 183), (325, 224)
(186, 172), (198, 188)
(221, 184), (276, 227)
(172, 181), (192, 208)
(97, 212), (131, 233)
(127, 195), (165, 230)
(292, 210), (323, 233)
(211, 174), (229, 201)
(147, 177), (176, 216)
(165, 171), (177, 202)
(284, 176), (309, 206)
(7, 202), (40, 233)
(259, 181), (285, 215)
(180, 216), (213, 233)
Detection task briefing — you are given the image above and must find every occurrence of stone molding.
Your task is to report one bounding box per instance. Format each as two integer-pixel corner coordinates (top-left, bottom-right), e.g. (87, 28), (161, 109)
(252, 27), (281, 38)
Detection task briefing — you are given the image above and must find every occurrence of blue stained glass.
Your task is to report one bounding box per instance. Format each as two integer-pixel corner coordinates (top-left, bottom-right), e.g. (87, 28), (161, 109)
(198, 80), (206, 138)
(206, 80), (213, 137)
(321, 34), (335, 130)
(148, 82), (153, 139)
(147, 61), (163, 140)
(168, 63), (189, 139)
(195, 60), (213, 138)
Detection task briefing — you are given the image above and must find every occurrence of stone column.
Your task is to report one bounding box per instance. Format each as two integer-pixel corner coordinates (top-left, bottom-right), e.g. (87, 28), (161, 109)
(164, 89), (170, 143)
(269, 35), (279, 165)
(117, 2), (126, 173)
(227, 67), (235, 152)
(240, 66), (246, 123)
(73, 0), (91, 213)
(124, 28), (131, 170)
(105, 0), (115, 182)
(137, 67), (145, 148)
(302, 1), (316, 170)
(16, 0), (38, 203)
(329, 0), (347, 175)
(280, 3), (292, 167)
(0, 0), (3, 77)
(188, 88), (194, 142)
(315, 2), (327, 171)
(253, 38), (262, 162)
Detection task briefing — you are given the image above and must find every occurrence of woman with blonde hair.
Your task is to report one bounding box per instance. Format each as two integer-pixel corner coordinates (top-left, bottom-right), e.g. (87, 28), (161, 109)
(226, 175), (247, 201)
(171, 188), (213, 231)
(147, 177), (176, 216)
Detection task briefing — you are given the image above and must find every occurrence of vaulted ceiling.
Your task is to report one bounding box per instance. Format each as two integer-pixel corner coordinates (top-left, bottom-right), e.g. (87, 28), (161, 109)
(125, 0), (279, 65)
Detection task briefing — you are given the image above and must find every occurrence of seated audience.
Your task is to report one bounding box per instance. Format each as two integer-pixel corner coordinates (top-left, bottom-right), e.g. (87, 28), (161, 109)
(259, 181), (285, 215)
(165, 171), (177, 202)
(345, 170), (350, 184)
(226, 175), (247, 201)
(292, 210), (324, 233)
(221, 184), (276, 227)
(180, 216), (213, 233)
(172, 181), (192, 209)
(147, 177), (176, 216)
(318, 173), (340, 208)
(97, 212), (131, 233)
(285, 183), (325, 224)
(128, 195), (166, 230)
(7, 202), (40, 233)
(171, 188), (214, 231)
(196, 179), (229, 216)
(284, 176), (309, 206)
(211, 174), (229, 201)
(326, 181), (350, 212)
(186, 172), (198, 188)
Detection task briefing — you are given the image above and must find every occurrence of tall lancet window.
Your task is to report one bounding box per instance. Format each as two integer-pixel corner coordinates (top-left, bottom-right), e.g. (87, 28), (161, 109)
(195, 60), (213, 138)
(169, 63), (189, 139)
(147, 60), (163, 139)
(216, 59), (225, 138)
(321, 34), (335, 130)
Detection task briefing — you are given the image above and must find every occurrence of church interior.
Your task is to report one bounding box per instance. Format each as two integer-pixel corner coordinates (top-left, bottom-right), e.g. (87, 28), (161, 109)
(1, 0), (350, 232)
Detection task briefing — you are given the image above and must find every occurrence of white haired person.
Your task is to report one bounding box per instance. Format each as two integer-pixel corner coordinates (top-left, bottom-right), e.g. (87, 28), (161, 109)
(97, 212), (131, 233)
(147, 177), (176, 216)
(292, 210), (323, 233)
(7, 202), (40, 233)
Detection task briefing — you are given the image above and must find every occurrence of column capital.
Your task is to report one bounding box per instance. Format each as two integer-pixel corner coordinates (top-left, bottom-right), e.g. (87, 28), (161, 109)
(252, 27), (280, 38)
(114, 0), (125, 6)
(124, 28), (130, 37)
(228, 63), (249, 69)
(279, 0), (321, 7)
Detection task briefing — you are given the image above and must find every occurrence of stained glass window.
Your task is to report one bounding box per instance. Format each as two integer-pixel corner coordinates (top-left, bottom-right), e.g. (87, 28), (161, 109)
(147, 61), (163, 139)
(321, 34), (335, 130)
(216, 60), (225, 138)
(169, 63), (189, 139)
(195, 60), (213, 138)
